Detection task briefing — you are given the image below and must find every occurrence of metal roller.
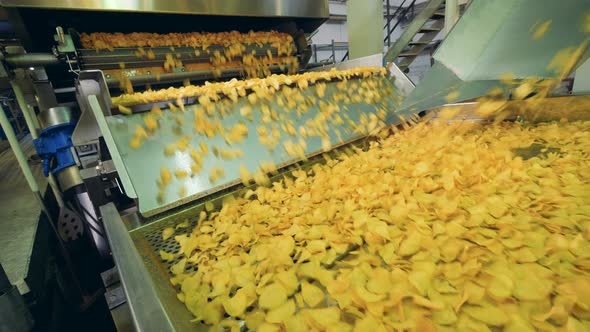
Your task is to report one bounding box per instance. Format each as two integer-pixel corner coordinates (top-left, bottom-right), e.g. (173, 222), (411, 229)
(0, 53), (60, 67)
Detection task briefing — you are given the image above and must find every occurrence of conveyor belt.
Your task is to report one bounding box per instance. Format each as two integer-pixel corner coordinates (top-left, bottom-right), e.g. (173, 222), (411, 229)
(77, 44), (296, 71)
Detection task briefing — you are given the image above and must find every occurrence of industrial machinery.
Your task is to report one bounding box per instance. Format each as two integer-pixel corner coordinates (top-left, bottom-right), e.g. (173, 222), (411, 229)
(0, 0), (589, 331)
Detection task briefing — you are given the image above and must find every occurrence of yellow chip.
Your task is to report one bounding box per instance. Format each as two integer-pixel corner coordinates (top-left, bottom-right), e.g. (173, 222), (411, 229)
(144, 114), (158, 131)
(285, 314), (308, 332)
(258, 283), (288, 310)
(164, 144), (176, 156)
(305, 307), (340, 329)
(266, 299), (295, 323)
(175, 169), (189, 179)
(276, 269), (298, 295)
(162, 227), (175, 240)
(118, 104), (132, 115)
(301, 281), (324, 308)
(462, 304), (509, 326)
(159, 166), (172, 187)
(222, 290), (248, 318)
(170, 258), (186, 275)
(245, 310), (266, 331)
(129, 137), (142, 149)
(159, 250), (175, 262)
(257, 323), (280, 332)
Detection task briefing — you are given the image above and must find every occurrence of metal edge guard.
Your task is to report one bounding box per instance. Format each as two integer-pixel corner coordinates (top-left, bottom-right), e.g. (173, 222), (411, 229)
(100, 202), (175, 332)
(88, 94), (137, 198)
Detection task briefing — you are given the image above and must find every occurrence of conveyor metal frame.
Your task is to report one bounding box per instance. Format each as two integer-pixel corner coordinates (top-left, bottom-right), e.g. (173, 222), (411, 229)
(0, 0), (329, 19)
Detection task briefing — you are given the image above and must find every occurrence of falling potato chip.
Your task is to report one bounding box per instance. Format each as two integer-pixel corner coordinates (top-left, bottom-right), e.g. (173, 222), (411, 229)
(159, 166), (172, 188)
(118, 104), (132, 115)
(164, 144), (176, 156)
(175, 169), (189, 179)
(129, 137), (141, 149)
(144, 114), (158, 131)
(531, 19), (552, 40)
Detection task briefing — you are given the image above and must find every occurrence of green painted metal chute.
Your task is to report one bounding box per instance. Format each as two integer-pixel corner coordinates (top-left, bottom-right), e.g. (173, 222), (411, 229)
(395, 0), (590, 114)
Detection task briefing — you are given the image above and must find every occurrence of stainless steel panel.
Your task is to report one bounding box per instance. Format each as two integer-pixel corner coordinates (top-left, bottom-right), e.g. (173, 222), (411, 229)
(72, 70), (112, 147)
(38, 106), (73, 128)
(89, 95), (137, 199)
(100, 202), (175, 332)
(0, 0), (329, 18)
(388, 62), (415, 97)
(398, 0), (590, 113)
(99, 76), (401, 217)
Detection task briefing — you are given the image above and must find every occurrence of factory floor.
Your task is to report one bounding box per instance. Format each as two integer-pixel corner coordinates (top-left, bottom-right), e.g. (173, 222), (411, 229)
(0, 134), (46, 293)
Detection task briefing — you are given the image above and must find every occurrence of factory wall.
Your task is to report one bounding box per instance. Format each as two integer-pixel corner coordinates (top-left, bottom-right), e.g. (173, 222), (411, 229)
(310, 1), (441, 83)
(310, 2), (349, 63)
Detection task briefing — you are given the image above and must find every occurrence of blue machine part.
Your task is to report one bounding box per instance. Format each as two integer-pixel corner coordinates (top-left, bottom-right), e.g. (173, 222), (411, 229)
(33, 122), (77, 177)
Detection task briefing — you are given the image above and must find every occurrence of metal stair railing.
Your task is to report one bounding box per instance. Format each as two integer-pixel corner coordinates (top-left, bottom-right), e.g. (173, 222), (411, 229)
(341, 0), (416, 62)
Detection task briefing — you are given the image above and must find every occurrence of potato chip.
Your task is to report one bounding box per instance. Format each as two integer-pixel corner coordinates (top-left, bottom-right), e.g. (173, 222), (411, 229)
(257, 323), (280, 332)
(353, 315), (384, 332)
(175, 169), (189, 179)
(301, 281), (325, 308)
(531, 19), (552, 40)
(305, 307), (341, 329)
(245, 310), (266, 330)
(398, 232), (422, 256)
(170, 258), (186, 275)
(159, 250), (175, 262)
(266, 299), (295, 323)
(222, 290), (248, 318)
(258, 283), (288, 310)
(118, 104), (132, 115)
(162, 227), (174, 240)
(462, 304), (508, 326)
(276, 269), (298, 295)
(285, 314), (308, 332)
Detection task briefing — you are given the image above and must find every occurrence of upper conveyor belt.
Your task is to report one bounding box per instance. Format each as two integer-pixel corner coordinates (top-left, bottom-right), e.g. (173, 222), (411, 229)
(76, 31), (301, 89)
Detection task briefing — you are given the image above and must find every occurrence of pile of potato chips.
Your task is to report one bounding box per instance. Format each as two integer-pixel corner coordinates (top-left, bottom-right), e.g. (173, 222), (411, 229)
(80, 31), (295, 51)
(161, 117), (590, 331)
